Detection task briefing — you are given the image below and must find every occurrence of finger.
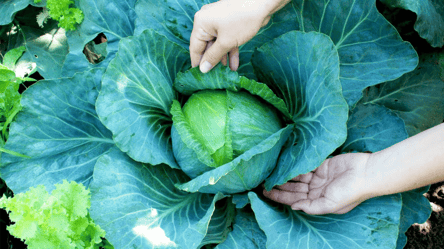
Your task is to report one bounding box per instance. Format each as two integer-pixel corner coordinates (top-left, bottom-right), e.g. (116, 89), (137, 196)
(200, 38), (232, 73)
(307, 187), (324, 200)
(189, 30), (208, 67)
(190, 28), (215, 68)
(228, 46), (239, 71)
(221, 54), (227, 66)
(291, 172), (313, 183)
(291, 197), (339, 215)
(276, 182), (309, 193)
(309, 160), (330, 188)
(263, 188), (307, 206)
(190, 10), (216, 67)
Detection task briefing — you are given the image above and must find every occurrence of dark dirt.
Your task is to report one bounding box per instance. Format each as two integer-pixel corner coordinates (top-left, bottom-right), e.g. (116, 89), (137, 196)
(404, 181), (444, 248)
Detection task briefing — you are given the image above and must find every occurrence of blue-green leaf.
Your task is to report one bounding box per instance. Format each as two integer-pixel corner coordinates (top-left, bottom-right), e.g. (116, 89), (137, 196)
(0, 0), (45, 25)
(2, 46), (26, 70)
(361, 52), (444, 136)
(216, 208), (266, 249)
(342, 104), (408, 153)
(285, 0), (418, 105)
(253, 31), (348, 190)
(96, 29), (189, 167)
(89, 147), (228, 249)
(176, 125), (293, 194)
(200, 198), (236, 246)
(174, 65), (238, 96)
(20, 23), (68, 79)
(249, 192), (402, 249)
(61, 0), (137, 77)
(396, 186), (432, 249)
(380, 0), (444, 48)
(232, 193), (250, 209)
(0, 69), (114, 194)
(134, 0), (211, 48)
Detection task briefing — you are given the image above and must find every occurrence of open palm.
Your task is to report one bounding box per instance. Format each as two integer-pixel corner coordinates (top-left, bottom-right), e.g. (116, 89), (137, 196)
(263, 153), (372, 214)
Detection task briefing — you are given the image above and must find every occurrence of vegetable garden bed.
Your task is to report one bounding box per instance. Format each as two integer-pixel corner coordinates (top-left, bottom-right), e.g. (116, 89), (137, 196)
(1, 0), (443, 248)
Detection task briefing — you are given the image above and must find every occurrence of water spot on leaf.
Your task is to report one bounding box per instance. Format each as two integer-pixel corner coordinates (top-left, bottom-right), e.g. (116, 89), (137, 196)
(209, 177), (215, 185)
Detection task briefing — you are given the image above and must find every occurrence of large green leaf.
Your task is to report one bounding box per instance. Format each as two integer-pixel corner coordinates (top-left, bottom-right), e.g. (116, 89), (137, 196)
(285, 0), (418, 105)
(20, 22), (68, 79)
(360, 52), (444, 136)
(134, 0), (211, 48)
(61, 0), (137, 77)
(342, 104), (408, 153)
(252, 31), (348, 190)
(215, 208), (266, 249)
(0, 0), (45, 25)
(89, 148), (230, 249)
(380, 0), (444, 48)
(0, 69), (114, 194)
(200, 198), (236, 246)
(96, 29), (189, 167)
(249, 192), (402, 248)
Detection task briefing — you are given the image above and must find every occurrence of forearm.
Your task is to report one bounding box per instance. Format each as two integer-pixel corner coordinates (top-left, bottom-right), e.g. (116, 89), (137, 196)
(264, 0), (291, 15)
(364, 123), (444, 198)
(242, 0), (290, 17)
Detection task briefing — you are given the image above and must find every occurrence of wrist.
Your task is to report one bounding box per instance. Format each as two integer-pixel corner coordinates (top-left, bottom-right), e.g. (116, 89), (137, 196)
(253, 0), (290, 17)
(359, 152), (383, 200)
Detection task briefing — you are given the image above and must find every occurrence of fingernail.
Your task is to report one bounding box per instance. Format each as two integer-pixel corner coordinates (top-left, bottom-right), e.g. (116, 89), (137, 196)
(200, 61), (212, 73)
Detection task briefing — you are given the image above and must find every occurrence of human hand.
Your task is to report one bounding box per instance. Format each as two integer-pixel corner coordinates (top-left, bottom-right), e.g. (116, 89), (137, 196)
(190, 0), (275, 73)
(263, 153), (372, 215)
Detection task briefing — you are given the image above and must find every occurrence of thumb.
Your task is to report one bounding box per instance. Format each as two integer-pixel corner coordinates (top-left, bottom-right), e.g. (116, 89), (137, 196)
(200, 39), (232, 73)
(291, 198), (337, 215)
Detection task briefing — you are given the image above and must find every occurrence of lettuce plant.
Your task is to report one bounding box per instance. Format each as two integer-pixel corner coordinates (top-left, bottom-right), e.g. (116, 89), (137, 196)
(1, 0), (444, 248)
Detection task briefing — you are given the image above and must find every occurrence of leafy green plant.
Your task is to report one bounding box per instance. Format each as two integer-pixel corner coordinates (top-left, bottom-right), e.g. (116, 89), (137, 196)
(0, 180), (106, 249)
(34, 0), (84, 31)
(0, 46), (34, 158)
(0, 0), (443, 248)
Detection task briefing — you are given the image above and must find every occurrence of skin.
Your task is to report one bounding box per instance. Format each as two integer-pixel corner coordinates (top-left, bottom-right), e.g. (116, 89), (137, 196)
(190, 0), (291, 73)
(264, 123), (444, 215)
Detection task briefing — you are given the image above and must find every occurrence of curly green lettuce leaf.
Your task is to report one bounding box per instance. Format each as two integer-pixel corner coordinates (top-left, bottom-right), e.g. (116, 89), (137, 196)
(36, 0), (84, 31)
(0, 180), (105, 249)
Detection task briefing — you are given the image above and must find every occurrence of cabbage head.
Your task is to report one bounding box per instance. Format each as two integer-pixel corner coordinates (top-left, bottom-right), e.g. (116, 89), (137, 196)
(172, 89), (283, 177)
